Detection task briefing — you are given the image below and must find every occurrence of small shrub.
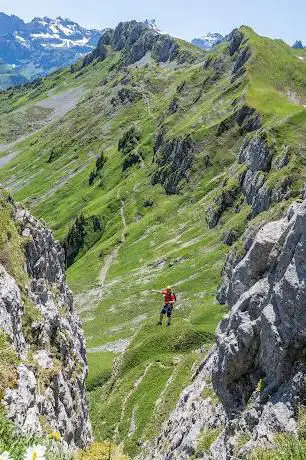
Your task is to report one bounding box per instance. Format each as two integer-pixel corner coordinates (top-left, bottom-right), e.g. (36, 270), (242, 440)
(0, 247), (11, 273)
(0, 410), (34, 458)
(22, 300), (43, 343)
(233, 432), (251, 456)
(75, 441), (129, 460)
(196, 428), (221, 455)
(117, 87), (141, 104)
(201, 386), (220, 405)
(0, 332), (18, 400)
(47, 148), (61, 163)
(298, 406), (306, 440)
(88, 152), (107, 186)
(122, 152), (141, 171)
(63, 214), (104, 267)
(118, 126), (141, 155)
(256, 378), (265, 393)
(251, 435), (306, 459)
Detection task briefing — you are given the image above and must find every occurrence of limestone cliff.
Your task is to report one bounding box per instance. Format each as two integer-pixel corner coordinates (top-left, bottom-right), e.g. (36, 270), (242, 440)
(0, 191), (92, 449)
(143, 200), (306, 459)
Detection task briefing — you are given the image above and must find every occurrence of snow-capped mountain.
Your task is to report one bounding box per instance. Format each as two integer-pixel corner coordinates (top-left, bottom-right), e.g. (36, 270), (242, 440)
(192, 32), (224, 50)
(0, 13), (102, 88)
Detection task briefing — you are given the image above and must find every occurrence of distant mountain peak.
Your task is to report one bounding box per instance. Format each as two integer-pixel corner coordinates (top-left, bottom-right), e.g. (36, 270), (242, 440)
(292, 40), (304, 49)
(0, 12), (103, 88)
(192, 32), (225, 50)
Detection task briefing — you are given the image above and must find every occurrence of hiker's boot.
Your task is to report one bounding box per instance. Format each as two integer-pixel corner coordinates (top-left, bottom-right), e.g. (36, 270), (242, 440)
(166, 322), (171, 327)
(157, 321), (162, 326)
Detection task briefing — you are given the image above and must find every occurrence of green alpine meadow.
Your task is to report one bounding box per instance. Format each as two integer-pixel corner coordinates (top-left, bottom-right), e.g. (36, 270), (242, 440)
(0, 18), (306, 459)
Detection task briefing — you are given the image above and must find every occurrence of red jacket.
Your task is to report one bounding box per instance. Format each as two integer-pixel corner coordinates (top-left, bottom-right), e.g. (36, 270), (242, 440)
(161, 291), (176, 304)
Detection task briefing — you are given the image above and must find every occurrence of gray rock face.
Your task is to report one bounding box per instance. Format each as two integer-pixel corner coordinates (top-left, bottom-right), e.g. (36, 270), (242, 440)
(222, 218), (288, 307)
(217, 105), (261, 137)
(0, 266), (26, 355)
(242, 169), (265, 205)
(239, 135), (272, 172)
(214, 201), (306, 413)
(85, 20), (179, 67)
(144, 201), (306, 459)
(239, 134), (290, 215)
(252, 180), (291, 215)
(152, 35), (178, 62)
(0, 202), (92, 449)
(227, 29), (244, 55)
(232, 47), (251, 78)
(206, 169), (246, 228)
(206, 184), (241, 229)
(152, 133), (194, 194)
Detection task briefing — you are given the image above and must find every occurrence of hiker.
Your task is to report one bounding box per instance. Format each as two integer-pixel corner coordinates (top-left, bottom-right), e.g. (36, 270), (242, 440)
(157, 286), (176, 326)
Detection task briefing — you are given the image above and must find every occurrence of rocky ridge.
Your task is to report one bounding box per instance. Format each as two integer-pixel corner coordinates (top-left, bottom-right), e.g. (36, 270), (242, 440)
(0, 191), (92, 450)
(144, 200), (306, 459)
(79, 20), (198, 70)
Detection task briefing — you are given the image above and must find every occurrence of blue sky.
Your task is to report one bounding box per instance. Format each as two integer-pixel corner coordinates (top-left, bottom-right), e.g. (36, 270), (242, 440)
(1, 0), (305, 44)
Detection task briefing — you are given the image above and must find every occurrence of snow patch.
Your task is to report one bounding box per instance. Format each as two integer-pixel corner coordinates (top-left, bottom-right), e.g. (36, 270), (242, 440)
(14, 33), (29, 47)
(49, 37), (89, 48)
(57, 23), (73, 35)
(31, 32), (60, 40)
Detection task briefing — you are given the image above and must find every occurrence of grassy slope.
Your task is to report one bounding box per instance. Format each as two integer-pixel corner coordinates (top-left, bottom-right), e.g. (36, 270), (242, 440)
(0, 26), (305, 456)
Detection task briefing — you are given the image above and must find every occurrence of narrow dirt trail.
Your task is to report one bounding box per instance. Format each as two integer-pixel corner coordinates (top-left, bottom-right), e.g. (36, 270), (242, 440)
(120, 199), (127, 236)
(99, 189), (126, 284)
(99, 249), (120, 285)
(76, 190), (127, 313)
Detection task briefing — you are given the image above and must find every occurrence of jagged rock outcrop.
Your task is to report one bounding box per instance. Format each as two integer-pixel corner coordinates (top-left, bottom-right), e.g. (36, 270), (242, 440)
(239, 135), (272, 172)
(239, 134), (291, 215)
(227, 29), (244, 56)
(151, 132), (194, 194)
(0, 192), (92, 450)
(82, 20), (179, 68)
(206, 167), (247, 229)
(217, 104), (261, 136)
(144, 201), (306, 459)
(232, 47), (251, 77)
